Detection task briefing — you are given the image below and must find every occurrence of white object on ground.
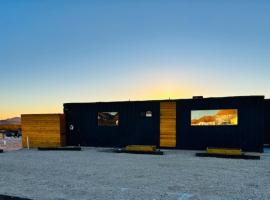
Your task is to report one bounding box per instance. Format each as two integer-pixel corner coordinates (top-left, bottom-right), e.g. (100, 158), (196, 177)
(27, 136), (29, 149)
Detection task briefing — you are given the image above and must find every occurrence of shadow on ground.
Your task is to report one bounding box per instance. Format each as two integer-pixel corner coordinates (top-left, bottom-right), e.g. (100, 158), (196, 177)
(0, 195), (32, 200)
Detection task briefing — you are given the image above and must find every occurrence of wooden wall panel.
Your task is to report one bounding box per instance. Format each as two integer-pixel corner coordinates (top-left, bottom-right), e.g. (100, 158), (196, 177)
(21, 114), (65, 148)
(160, 102), (176, 147)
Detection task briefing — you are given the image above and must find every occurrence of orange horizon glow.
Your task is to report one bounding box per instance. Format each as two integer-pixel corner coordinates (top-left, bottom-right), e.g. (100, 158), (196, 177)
(1, 1), (270, 121)
(0, 104), (63, 120)
(0, 87), (192, 120)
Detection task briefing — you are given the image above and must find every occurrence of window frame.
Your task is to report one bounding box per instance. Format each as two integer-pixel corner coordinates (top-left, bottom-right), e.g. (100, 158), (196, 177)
(97, 111), (120, 127)
(190, 109), (238, 127)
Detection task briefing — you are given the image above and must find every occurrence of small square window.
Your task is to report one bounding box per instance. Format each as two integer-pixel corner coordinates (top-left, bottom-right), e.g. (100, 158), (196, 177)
(140, 111), (152, 117)
(146, 111), (152, 117)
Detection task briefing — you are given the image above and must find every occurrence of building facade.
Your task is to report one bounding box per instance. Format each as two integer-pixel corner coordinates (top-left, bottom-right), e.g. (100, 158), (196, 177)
(64, 96), (266, 152)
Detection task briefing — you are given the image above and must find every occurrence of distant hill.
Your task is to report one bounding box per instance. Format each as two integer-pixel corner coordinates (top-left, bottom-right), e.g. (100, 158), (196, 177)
(0, 117), (21, 125)
(0, 117), (21, 131)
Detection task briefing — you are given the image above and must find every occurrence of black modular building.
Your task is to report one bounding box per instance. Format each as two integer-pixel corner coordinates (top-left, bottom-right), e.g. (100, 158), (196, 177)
(64, 96), (268, 152)
(265, 99), (270, 145)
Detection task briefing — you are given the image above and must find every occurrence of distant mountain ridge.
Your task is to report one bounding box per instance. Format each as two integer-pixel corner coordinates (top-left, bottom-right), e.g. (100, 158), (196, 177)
(0, 117), (21, 125)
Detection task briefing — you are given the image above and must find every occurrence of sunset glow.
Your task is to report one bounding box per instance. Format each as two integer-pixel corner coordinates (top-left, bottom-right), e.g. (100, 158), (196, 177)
(1, 1), (270, 120)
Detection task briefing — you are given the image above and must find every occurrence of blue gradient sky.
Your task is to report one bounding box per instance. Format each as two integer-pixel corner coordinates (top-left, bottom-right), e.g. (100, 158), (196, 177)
(1, 0), (270, 119)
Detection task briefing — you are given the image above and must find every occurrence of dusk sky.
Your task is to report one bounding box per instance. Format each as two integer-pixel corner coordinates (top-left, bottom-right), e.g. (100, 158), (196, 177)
(1, 0), (270, 119)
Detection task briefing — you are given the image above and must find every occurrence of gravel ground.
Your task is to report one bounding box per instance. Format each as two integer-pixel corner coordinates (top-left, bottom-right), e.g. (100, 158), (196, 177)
(0, 137), (22, 151)
(0, 148), (269, 200)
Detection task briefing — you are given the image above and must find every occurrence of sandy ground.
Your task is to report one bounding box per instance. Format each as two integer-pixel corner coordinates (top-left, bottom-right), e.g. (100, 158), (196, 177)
(0, 148), (269, 200)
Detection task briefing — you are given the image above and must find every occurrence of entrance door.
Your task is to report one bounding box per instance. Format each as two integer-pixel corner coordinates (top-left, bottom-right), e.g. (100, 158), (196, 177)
(160, 102), (176, 147)
(133, 110), (157, 145)
(127, 103), (159, 146)
(65, 111), (81, 146)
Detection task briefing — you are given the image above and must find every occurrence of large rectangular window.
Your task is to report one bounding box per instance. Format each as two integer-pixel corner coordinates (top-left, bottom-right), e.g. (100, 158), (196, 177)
(191, 109), (238, 126)
(98, 112), (119, 126)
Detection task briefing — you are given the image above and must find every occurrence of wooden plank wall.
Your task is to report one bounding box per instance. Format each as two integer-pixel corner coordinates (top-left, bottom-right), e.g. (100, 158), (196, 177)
(160, 102), (176, 147)
(21, 114), (65, 148)
(0, 124), (21, 131)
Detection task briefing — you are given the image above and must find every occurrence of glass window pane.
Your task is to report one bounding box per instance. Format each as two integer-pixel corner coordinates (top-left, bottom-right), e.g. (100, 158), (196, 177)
(98, 112), (119, 126)
(191, 109), (238, 126)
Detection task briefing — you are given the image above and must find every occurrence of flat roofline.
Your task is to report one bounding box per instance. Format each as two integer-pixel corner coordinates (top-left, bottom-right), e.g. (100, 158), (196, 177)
(64, 95), (265, 106)
(21, 113), (63, 116)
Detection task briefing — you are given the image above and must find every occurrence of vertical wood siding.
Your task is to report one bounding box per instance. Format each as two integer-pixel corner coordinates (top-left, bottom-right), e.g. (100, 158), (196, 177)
(160, 102), (176, 147)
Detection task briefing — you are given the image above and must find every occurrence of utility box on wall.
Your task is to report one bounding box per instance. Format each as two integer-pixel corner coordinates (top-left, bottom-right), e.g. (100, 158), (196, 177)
(21, 114), (65, 148)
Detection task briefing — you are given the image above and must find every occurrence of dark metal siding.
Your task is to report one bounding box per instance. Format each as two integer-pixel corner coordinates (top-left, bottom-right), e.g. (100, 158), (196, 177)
(64, 101), (160, 147)
(176, 96), (264, 152)
(64, 96), (265, 152)
(265, 99), (270, 145)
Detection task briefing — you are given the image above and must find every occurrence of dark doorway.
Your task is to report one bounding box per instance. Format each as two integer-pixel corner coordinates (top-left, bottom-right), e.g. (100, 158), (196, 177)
(126, 103), (159, 146)
(65, 109), (81, 146)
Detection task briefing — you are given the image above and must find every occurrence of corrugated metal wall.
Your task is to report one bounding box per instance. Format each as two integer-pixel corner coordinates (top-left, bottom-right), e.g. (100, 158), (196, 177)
(265, 99), (270, 145)
(64, 101), (160, 147)
(64, 96), (265, 152)
(176, 96), (265, 152)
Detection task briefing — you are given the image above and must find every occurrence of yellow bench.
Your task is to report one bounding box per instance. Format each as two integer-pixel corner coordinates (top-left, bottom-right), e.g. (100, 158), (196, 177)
(207, 147), (242, 156)
(125, 145), (156, 152)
